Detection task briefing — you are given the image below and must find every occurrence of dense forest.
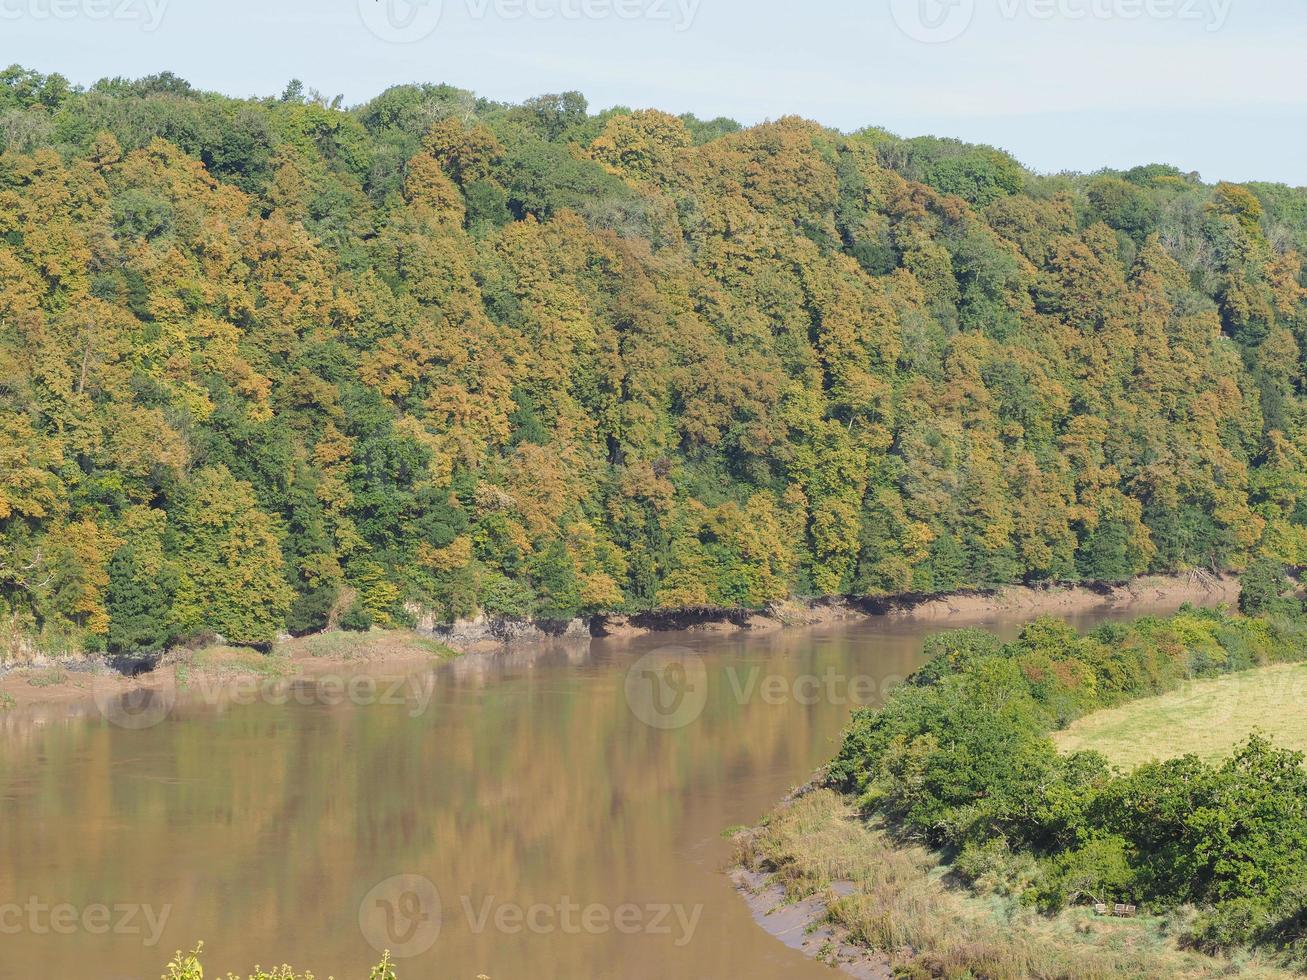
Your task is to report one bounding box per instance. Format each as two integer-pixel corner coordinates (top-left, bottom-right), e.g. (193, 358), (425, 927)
(2, 65), (1306, 654)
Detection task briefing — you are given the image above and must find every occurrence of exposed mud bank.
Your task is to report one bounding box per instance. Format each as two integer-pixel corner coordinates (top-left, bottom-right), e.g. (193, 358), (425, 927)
(729, 779), (891, 979)
(418, 612), (591, 653)
(732, 866), (890, 979)
(441, 572), (1239, 650)
(590, 571), (1239, 643)
(0, 632), (458, 730)
(0, 572), (1239, 728)
(858, 571), (1239, 623)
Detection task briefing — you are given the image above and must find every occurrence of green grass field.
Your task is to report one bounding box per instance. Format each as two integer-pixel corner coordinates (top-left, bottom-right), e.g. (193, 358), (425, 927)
(1055, 664), (1307, 768)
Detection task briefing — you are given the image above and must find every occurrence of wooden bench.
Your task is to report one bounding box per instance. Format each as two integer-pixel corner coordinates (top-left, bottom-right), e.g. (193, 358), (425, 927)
(1094, 903), (1137, 918)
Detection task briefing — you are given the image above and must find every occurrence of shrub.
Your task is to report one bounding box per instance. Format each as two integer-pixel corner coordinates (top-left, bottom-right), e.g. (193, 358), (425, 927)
(339, 601), (374, 632)
(829, 607), (1307, 962)
(1035, 835), (1136, 911)
(1240, 556), (1300, 617)
(911, 627), (1005, 686)
(478, 572), (536, 619)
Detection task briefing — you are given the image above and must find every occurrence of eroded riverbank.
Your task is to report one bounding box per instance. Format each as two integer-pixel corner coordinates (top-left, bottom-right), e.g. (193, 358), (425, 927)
(0, 572), (1238, 727)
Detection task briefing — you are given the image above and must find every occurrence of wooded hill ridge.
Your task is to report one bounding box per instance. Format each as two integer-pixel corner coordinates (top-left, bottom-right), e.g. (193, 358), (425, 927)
(1, 65), (1305, 654)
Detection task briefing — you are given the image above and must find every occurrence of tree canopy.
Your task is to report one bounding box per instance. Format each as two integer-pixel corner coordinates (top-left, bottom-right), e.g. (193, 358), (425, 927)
(2, 66), (1306, 652)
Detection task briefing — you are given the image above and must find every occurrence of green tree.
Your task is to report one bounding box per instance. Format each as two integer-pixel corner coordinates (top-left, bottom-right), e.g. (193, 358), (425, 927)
(1239, 554), (1298, 616)
(172, 466), (294, 646)
(531, 538), (582, 621)
(105, 543), (177, 655)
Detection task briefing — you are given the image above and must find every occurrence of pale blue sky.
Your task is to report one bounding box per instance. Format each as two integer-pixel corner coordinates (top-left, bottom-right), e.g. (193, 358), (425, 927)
(4, 0), (1304, 184)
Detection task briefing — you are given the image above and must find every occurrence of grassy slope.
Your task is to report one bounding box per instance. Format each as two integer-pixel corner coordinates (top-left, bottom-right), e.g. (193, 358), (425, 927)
(735, 789), (1296, 980)
(1054, 664), (1307, 768)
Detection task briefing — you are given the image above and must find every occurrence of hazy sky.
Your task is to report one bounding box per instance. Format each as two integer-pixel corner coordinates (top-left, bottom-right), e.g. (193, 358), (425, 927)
(4, 0), (1304, 184)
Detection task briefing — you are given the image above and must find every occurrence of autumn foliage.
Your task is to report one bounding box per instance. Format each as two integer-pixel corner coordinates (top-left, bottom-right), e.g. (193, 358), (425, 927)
(1, 67), (1305, 654)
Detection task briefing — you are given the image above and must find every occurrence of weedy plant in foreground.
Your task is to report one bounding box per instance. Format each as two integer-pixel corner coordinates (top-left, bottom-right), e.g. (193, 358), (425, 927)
(161, 943), (400, 980)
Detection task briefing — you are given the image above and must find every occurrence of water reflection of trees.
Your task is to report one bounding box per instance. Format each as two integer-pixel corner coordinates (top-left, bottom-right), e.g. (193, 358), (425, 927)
(0, 619), (1059, 977)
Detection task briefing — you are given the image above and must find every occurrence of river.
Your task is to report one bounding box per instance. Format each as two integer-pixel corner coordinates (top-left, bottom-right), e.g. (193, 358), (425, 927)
(0, 599), (1205, 979)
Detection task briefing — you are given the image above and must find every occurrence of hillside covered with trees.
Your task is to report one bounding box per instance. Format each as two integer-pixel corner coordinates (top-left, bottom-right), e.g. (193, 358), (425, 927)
(2, 65), (1306, 654)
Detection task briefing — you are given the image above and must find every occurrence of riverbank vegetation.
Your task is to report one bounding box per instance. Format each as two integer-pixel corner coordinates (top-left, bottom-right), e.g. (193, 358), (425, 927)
(3, 66), (1307, 659)
(781, 592), (1307, 973)
(737, 789), (1300, 979)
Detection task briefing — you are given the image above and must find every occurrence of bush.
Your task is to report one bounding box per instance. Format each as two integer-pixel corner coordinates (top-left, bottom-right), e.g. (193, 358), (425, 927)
(478, 572), (536, 619)
(1035, 835), (1136, 911)
(829, 608), (1307, 961)
(285, 584), (337, 636)
(954, 837), (1040, 898)
(339, 601), (374, 632)
(1240, 556), (1300, 617)
(911, 627), (1005, 686)
(1188, 898), (1276, 954)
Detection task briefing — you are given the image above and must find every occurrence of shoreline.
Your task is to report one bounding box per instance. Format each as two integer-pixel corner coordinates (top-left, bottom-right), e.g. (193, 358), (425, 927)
(597, 570), (1239, 639)
(730, 779), (893, 979)
(0, 571), (1239, 730)
(731, 865), (891, 979)
(728, 786), (1291, 980)
(731, 587), (1307, 980)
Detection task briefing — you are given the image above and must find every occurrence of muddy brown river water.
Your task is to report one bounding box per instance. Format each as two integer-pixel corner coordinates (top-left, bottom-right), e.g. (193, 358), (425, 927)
(0, 599), (1208, 979)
